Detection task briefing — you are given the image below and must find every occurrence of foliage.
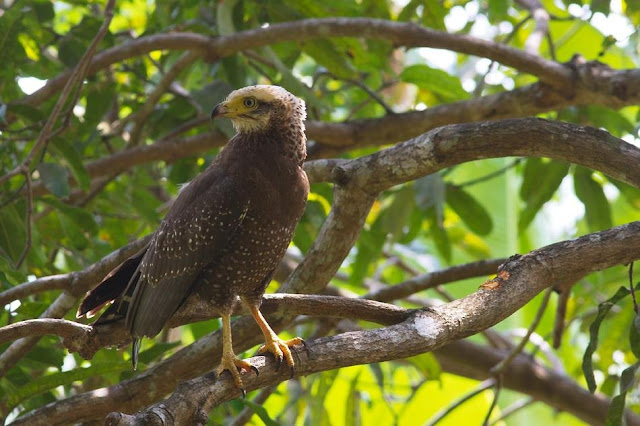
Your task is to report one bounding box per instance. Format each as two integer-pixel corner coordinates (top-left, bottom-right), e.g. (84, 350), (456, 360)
(1, 0), (640, 424)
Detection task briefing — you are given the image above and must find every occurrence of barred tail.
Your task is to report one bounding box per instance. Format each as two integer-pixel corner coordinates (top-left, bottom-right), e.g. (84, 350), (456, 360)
(77, 246), (147, 321)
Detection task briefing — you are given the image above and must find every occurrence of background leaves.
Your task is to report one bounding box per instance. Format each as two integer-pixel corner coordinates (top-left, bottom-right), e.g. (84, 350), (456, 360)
(0, 0), (639, 424)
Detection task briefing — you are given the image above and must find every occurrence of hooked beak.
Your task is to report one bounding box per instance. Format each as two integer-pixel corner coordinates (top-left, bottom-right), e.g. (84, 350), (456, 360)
(211, 102), (229, 120)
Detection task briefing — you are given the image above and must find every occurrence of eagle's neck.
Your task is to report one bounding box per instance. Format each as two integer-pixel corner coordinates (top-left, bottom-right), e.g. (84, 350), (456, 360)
(238, 117), (306, 167)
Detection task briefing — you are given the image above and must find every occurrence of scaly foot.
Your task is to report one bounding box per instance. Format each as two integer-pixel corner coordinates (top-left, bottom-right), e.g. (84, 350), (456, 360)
(215, 353), (258, 396)
(257, 336), (307, 376)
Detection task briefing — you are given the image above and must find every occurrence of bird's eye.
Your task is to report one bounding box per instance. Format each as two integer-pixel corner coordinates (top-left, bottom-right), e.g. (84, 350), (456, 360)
(243, 97), (257, 108)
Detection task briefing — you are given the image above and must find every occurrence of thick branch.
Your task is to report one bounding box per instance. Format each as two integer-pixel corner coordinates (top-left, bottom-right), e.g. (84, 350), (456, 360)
(364, 258), (506, 302)
(13, 221), (640, 425)
(0, 319), (92, 344)
(105, 222), (640, 426)
(0, 236), (151, 377)
(17, 18), (572, 111)
(338, 117), (640, 192)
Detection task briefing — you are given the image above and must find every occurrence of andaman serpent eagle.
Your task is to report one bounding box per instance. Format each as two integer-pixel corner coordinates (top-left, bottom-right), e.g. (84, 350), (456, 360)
(77, 85), (309, 391)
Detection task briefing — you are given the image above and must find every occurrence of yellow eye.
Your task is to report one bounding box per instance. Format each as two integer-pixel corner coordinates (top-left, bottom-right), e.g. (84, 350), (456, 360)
(243, 97), (257, 108)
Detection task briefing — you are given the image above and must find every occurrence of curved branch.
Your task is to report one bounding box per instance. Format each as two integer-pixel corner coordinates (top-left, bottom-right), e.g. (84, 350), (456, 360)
(0, 236), (152, 377)
(12, 220), (640, 425)
(105, 221), (640, 426)
(0, 319), (92, 345)
(364, 258), (506, 302)
(27, 66), (640, 198)
(17, 18), (572, 111)
(338, 117), (640, 192)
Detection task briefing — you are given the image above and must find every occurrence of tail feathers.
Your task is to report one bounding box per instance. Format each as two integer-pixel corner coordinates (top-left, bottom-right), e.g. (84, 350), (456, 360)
(77, 247), (147, 319)
(94, 265), (140, 325)
(132, 338), (141, 370)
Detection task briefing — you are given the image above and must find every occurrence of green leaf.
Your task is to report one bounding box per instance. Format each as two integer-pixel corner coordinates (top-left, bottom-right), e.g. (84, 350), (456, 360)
(445, 185), (493, 236)
(518, 160), (569, 232)
(0, 4), (25, 75)
(345, 370), (362, 426)
(630, 312), (640, 359)
(487, 0), (509, 23)
(519, 157), (543, 202)
(31, 0), (55, 22)
(427, 207), (450, 262)
(0, 203), (26, 263)
(58, 36), (87, 67)
(406, 352), (441, 380)
(422, 0), (447, 30)
(50, 139), (90, 192)
(400, 64), (469, 102)
(137, 341), (181, 365)
(574, 168), (612, 232)
(7, 362), (129, 411)
(380, 186), (415, 241)
(7, 103), (45, 122)
(350, 222), (386, 285)
(414, 174), (445, 221)
(302, 39), (357, 79)
(582, 286), (632, 393)
(40, 196), (99, 236)
(84, 82), (117, 126)
(37, 163), (70, 198)
(605, 362), (640, 426)
(608, 177), (640, 209)
(239, 399), (279, 426)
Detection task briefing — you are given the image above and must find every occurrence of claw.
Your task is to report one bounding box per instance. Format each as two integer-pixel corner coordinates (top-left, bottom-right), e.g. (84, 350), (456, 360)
(257, 336), (306, 375)
(251, 365), (260, 377)
(215, 355), (254, 392)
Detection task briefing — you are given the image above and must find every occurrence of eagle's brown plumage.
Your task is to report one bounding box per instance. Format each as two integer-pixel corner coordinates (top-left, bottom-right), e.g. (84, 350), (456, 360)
(77, 85), (309, 390)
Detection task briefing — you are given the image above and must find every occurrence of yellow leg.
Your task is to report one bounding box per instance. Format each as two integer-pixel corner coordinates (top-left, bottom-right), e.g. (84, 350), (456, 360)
(244, 300), (306, 374)
(215, 312), (257, 393)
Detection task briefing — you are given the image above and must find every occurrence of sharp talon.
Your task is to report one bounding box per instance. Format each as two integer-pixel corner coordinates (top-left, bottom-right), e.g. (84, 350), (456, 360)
(240, 388), (247, 398)
(251, 365), (259, 376)
(300, 339), (310, 355)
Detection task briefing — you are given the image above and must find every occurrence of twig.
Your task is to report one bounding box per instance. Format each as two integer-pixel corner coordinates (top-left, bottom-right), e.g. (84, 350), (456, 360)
(488, 397), (535, 426)
(629, 262), (637, 313)
(425, 379), (496, 426)
(553, 288), (570, 348)
(455, 159), (522, 188)
(0, 235), (152, 377)
(364, 258), (506, 302)
(15, 168), (32, 268)
(515, 0), (551, 54)
(482, 376), (503, 426)
(0, 0), (115, 187)
(314, 70), (395, 115)
(490, 287), (554, 375)
(229, 385), (278, 426)
(127, 51), (200, 146)
(0, 319), (92, 345)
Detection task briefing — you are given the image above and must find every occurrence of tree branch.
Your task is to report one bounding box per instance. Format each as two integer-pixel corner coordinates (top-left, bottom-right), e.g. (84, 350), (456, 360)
(0, 0), (115, 187)
(0, 236), (152, 377)
(12, 220), (640, 425)
(16, 17), (573, 112)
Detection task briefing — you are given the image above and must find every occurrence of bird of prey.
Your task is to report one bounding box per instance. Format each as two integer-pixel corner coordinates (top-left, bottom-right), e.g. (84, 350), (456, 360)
(77, 85), (309, 391)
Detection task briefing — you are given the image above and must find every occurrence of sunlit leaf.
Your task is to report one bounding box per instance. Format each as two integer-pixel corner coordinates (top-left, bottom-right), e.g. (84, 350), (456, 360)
(8, 362), (130, 412)
(574, 167), (612, 232)
(518, 160), (569, 232)
(37, 163), (70, 198)
(400, 64), (469, 102)
(445, 185), (493, 236)
(605, 362), (640, 426)
(582, 286), (634, 393)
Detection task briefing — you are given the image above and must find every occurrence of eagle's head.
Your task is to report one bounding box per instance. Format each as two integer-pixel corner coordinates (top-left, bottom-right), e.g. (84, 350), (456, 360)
(211, 85), (306, 135)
